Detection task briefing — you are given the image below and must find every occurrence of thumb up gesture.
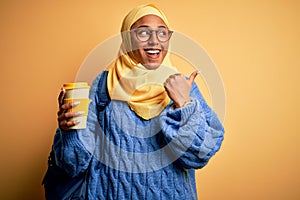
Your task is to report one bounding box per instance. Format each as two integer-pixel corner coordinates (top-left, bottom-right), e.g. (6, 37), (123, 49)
(164, 70), (199, 108)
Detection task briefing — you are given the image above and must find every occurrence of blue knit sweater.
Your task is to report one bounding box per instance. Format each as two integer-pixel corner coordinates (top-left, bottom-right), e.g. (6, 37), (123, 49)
(53, 72), (224, 199)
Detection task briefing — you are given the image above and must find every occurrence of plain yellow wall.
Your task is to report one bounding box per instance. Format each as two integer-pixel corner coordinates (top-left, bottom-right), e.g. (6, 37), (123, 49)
(0, 0), (299, 199)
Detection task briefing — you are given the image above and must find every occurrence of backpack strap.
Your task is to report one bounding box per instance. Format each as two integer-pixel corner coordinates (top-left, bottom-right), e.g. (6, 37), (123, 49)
(95, 71), (111, 112)
(43, 71), (111, 199)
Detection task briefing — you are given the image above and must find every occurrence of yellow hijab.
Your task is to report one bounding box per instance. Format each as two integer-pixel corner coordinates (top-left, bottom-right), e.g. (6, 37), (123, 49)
(107, 4), (177, 120)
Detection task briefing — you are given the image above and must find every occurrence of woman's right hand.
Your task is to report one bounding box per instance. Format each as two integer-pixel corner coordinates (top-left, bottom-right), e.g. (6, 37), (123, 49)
(57, 88), (81, 131)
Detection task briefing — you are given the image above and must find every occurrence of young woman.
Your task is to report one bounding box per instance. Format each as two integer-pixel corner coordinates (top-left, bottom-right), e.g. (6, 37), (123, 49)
(54, 4), (224, 199)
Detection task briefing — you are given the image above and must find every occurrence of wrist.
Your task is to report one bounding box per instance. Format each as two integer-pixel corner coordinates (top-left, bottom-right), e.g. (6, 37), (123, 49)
(174, 99), (192, 109)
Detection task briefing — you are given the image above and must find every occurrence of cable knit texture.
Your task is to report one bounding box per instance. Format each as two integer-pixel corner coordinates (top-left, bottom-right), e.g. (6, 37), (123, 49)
(52, 72), (224, 199)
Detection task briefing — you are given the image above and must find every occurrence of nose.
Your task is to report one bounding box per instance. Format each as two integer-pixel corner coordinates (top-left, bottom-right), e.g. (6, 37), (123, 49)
(148, 32), (159, 45)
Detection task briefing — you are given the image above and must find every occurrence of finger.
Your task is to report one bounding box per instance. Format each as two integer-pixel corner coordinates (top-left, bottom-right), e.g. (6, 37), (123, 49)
(168, 73), (182, 79)
(66, 119), (80, 127)
(58, 88), (66, 106)
(59, 119), (80, 130)
(58, 111), (84, 121)
(188, 70), (200, 86)
(165, 73), (182, 85)
(57, 101), (80, 117)
(61, 101), (80, 110)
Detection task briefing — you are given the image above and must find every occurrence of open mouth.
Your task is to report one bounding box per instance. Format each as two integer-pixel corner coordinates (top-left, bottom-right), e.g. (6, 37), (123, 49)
(145, 49), (161, 56)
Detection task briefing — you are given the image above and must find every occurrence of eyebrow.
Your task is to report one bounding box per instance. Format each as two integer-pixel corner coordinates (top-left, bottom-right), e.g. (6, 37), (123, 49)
(137, 25), (167, 29)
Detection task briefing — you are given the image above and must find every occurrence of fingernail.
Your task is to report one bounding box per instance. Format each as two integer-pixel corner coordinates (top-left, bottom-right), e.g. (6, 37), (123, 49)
(73, 101), (80, 106)
(197, 70), (201, 74)
(77, 111), (84, 115)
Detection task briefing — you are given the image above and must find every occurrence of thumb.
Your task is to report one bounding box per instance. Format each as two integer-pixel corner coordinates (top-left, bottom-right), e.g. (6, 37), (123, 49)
(188, 70), (200, 86)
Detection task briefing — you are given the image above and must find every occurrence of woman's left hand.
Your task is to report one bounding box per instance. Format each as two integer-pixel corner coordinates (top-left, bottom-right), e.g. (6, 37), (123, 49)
(164, 70), (199, 108)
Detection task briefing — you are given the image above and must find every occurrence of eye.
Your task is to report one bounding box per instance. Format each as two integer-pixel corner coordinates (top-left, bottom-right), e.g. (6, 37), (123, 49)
(137, 29), (150, 37)
(157, 29), (169, 40)
(158, 30), (168, 36)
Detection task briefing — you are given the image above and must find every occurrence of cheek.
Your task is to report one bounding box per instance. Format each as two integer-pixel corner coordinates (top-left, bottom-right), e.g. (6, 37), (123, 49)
(129, 36), (143, 61)
(130, 35), (141, 51)
(163, 42), (170, 50)
(132, 44), (145, 62)
(161, 44), (169, 58)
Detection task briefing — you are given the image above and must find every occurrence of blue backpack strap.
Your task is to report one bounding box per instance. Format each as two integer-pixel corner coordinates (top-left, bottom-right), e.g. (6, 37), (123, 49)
(95, 71), (110, 112)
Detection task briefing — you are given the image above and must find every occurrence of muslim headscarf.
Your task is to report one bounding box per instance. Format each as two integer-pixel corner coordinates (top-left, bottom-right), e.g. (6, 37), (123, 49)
(106, 4), (177, 120)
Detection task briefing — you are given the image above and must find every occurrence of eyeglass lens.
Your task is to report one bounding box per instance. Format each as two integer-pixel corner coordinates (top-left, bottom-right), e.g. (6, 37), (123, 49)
(135, 28), (172, 42)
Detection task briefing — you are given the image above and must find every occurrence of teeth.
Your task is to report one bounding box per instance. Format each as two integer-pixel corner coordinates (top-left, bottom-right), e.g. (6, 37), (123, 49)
(146, 50), (160, 54)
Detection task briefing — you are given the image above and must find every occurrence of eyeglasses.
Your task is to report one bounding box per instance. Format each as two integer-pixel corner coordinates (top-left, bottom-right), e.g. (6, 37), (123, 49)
(133, 28), (173, 42)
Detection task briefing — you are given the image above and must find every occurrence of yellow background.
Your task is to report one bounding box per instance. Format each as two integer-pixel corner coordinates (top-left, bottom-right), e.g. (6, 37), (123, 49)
(0, 0), (299, 199)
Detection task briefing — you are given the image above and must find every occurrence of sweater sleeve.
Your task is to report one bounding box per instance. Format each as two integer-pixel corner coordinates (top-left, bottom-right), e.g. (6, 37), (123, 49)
(160, 82), (225, 169)
(52, 74), (104, 177)
(52, 128), (92, 177)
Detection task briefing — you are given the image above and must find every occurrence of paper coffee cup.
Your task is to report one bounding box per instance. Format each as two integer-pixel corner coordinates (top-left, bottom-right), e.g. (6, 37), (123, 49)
(63, 82), (90, 129)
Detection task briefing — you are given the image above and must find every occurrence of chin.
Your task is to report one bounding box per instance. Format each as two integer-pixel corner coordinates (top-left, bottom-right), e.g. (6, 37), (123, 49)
(143, 63), (161, 70)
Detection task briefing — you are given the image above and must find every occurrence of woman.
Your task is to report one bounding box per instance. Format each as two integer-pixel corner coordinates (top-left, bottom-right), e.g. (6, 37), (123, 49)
(55, 4), (224, 199)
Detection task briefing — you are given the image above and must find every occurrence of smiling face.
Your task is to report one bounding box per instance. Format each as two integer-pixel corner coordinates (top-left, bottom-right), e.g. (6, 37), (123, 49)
(130, 15), (170, 70)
